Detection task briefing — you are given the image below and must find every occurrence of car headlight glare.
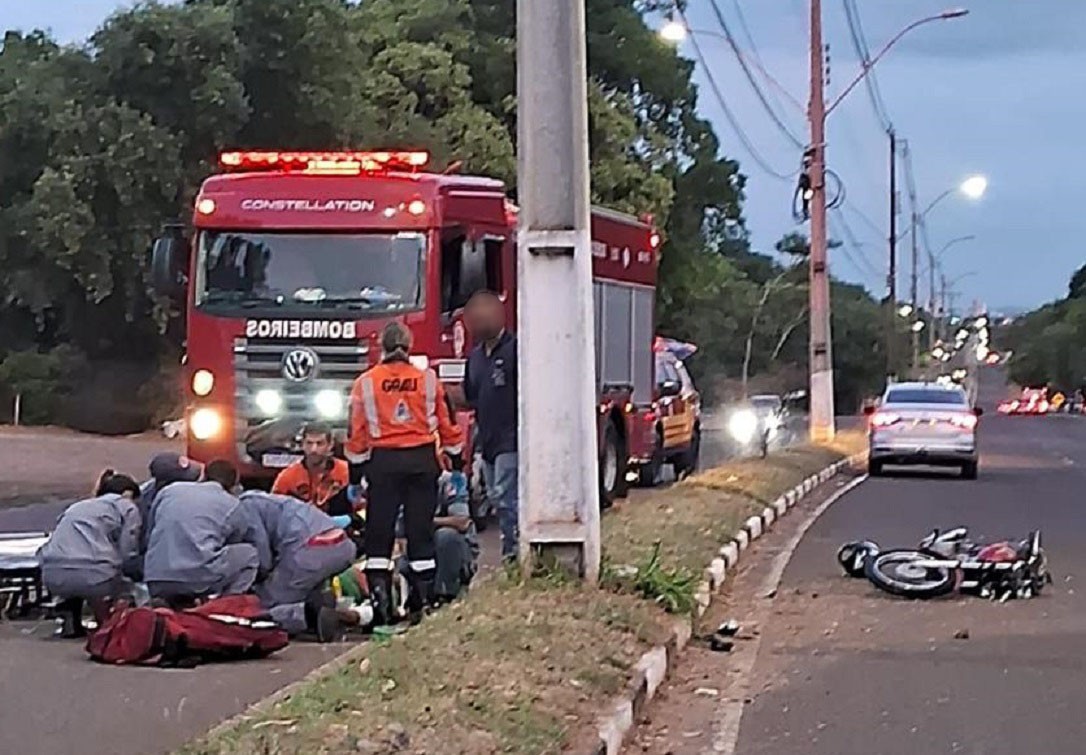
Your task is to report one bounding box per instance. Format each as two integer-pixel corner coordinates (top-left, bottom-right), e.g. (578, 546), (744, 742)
(728, 409), (759, 444)
(191, 369), (215, 397)
(190, 407), (222, 441)
(409, 354), (430, 370)
(314, 389), (343, 419)
(255, 389), (283, 416)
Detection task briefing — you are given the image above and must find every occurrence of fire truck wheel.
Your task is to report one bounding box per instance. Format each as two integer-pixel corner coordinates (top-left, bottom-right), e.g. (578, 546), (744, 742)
(636, 429), (664, 488)
(600, 421), (628, 508)
(673, 426), (701, 480)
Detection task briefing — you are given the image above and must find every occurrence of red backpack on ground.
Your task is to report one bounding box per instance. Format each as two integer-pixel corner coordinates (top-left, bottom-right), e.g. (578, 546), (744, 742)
(86, 594), (289, 667)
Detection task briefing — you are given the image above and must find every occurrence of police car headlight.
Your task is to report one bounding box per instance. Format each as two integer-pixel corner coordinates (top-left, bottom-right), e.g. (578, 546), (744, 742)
(190, 407), (222, 441)
(254, 389), (283, 416)
(314, 389), (343, 419)
(191, 369), (215, 397)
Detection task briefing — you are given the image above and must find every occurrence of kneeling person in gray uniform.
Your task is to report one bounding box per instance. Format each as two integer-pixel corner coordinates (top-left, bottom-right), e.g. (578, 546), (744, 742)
(239, 491), (366, 641)
(144, 461), (260, 605)
(38, 471), (143, 637)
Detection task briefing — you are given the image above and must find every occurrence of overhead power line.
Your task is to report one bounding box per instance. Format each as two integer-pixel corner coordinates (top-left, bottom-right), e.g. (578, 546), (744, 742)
(704, 0), (806, 148)
(842, 202), (885, 239)
(842, 0), (894, 133)
(831, 207), (883, 282)
(680, 10), (798, 182)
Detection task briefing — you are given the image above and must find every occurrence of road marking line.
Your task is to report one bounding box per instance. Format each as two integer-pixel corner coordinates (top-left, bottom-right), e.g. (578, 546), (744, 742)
(707, 474), (869, 755)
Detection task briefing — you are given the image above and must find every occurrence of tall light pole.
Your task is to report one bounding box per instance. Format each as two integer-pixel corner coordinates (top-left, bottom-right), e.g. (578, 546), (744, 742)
(907, 176), (985, 369)
(516, 0), (599, 582)
(925, 234), (977, 349)
(807, 5), (968, 438)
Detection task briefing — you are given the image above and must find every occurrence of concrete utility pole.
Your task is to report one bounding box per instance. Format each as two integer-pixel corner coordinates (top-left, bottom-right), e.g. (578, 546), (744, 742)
(807, 0), (836, 442)
(887, 130), (897, 376)
(927, 249), (937, 353)
(515, 0), (600, 583)
(910, 202), (920, 371)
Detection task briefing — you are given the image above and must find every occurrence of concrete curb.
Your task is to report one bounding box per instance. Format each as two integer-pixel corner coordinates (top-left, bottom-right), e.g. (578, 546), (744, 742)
(589, 451), (867, 755)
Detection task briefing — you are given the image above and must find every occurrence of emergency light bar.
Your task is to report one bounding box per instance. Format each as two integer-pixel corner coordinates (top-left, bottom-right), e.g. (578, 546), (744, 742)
(218, 150), (431, 175)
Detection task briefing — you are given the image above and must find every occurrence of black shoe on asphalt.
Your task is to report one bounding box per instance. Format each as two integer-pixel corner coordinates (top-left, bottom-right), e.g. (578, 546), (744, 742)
(315, 606), (341, 643)
(58, 615), (87, 639)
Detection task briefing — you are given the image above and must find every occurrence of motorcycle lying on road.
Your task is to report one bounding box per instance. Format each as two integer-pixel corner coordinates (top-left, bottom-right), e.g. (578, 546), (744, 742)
(837, 527), (1052, 601)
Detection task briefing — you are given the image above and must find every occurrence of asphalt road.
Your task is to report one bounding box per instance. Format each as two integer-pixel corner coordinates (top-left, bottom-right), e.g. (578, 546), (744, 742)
(732, 368), (1086, 755)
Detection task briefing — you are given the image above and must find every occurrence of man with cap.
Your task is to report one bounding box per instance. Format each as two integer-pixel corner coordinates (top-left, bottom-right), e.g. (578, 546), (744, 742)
(345, 321), (462, 624)
(238, 490), (369, 641)
(143, 460), (261, 605)
(38, 470), (144, 637)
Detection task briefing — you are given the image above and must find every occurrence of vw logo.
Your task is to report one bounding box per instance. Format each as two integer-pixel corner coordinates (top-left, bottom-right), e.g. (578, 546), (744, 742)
(282, 347), (319, 383)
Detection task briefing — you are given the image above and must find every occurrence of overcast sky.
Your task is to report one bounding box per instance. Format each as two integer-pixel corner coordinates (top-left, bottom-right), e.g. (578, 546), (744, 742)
(2, 0), (1082, 311)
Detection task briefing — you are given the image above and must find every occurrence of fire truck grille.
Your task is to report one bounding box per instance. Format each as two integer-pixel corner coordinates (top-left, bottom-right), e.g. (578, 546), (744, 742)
(231, 337), (368, 435)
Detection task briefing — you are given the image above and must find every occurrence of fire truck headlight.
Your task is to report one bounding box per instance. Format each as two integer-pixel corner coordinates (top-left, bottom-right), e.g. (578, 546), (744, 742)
(191, 369), (215, 397)
(190, 408), (222, 441)
(314, 389), (343, 419)
(254, 389), (283, 416)
(409, 354), (429, 370)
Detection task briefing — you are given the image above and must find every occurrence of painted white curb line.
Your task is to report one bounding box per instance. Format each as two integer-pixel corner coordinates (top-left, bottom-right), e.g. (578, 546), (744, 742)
(590, 451), (867, 755)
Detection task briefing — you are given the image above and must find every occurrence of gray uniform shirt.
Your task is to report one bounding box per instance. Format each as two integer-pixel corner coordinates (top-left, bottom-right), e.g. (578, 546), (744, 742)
(239, 491), (340, 567)
(143, 482), (257, 587)
(37, 494), (142, 582)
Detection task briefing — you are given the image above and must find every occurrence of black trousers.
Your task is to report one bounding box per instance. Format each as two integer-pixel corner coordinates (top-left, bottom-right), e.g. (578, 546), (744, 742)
(364, 445), (440, 580)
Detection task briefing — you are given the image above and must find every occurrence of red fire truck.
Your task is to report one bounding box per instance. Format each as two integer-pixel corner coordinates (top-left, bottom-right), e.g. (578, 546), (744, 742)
(150, 150), (666, 505)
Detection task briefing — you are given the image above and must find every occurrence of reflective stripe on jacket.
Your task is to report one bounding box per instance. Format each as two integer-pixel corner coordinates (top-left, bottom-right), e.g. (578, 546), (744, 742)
(345, 360), (463, 462)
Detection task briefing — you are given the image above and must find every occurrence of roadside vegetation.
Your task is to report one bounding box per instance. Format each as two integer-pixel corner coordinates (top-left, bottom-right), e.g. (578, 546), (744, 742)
(1001, 264), (1086, 392)
(0, 0), (887, 431)
(184, 434), (864, 755)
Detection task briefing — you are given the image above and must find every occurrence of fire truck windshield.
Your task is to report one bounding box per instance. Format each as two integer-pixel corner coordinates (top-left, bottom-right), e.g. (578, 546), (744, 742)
(194, 231), (425, 314)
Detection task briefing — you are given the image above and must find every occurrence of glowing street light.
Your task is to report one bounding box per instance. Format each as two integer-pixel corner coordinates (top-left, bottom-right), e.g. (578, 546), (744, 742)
(911, 320), (926, 333)
(659, 19), (688, 43)
(960, 175), (988, 200)
(897, 304), (914, 318)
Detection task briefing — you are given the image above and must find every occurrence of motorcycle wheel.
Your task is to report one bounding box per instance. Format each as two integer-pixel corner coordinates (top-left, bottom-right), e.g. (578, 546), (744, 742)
(837, 541), (879, 578)
(864, 549), (957, 599)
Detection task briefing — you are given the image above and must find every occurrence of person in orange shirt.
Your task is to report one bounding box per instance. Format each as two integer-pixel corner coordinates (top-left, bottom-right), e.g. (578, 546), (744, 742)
(271, 422), (351, 515)
(346, 321), (462, 624)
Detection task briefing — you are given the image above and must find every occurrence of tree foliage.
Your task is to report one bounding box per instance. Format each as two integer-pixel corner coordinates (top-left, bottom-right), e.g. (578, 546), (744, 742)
(1003, 268), (1086, 391)
(0, 0), (887, 426)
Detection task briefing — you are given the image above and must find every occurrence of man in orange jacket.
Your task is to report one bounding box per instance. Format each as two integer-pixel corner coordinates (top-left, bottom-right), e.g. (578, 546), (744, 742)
(346, 321), (462, 623)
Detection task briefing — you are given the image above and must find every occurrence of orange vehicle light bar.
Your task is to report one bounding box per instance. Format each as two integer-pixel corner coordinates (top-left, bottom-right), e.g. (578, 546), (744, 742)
(218, 150), (430, 174)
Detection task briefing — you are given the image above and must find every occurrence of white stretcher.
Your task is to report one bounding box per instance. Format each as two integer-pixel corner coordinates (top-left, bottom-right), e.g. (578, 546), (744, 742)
(0, 532), (51, 619)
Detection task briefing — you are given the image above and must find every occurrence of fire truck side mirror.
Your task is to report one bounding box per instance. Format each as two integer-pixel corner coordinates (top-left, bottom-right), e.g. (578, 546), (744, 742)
(151, 233), (187, 299)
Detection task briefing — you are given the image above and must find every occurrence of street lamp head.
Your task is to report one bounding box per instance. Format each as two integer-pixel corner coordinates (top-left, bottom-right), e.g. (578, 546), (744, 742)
(939, 8), (970, 19)
(897, 304), (914, 318)
(659, 20), (688, 43)
(960, 175), (987, 199)
(912, 320), (926, 333)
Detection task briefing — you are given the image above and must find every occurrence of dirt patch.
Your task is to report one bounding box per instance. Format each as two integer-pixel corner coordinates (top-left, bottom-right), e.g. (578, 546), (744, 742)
(0, 427), (179, 507)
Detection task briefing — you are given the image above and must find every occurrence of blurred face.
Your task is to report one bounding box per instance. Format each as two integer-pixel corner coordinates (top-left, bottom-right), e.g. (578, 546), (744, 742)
(466, 296), (505, 342)
(303, 432), (333, 468)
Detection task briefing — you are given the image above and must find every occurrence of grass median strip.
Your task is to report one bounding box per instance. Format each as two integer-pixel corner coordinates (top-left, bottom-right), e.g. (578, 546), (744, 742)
(184, 434), (864, 755)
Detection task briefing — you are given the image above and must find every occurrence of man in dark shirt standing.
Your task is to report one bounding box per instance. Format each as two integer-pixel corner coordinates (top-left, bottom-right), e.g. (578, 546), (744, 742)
(463, 291), (518, 562)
